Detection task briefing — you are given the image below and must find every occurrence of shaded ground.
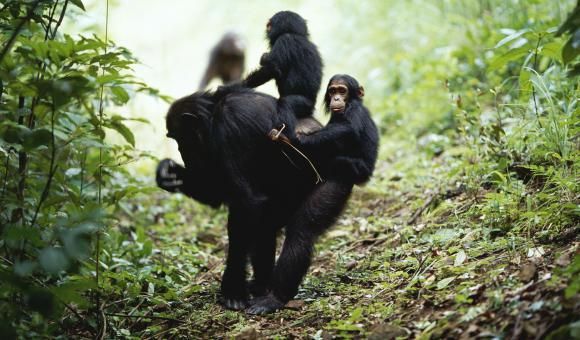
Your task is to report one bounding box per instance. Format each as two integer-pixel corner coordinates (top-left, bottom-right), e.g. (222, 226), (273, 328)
(90, 150), (579, 339)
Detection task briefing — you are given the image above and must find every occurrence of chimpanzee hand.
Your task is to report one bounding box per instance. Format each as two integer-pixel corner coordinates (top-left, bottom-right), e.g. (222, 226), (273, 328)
(156, 158), (184, 192)
(267, 125), (291, 144)
(267, 128), (281, 141)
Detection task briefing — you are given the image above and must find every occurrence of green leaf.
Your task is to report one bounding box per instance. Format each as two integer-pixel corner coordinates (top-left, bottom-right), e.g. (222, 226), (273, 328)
(519, 67), (532, 102)
(3, 225), (43, 247)
(494, 29), (529, 49)
(436, 276), (456, 290)
(454, 250), (467, 266)
(51, 279), (96, 306)
(69, 0), (86, 11)
(562, 34), (580, 65)
(539, 41), (564, 64)
(489, 46), (530, 71)
(14, 261), (37, 277)
(23, 128), (52, 151)
(0, 123), (31, 145)
(39, 247), (70, 275)
(111, 86), (130, 104)
(61, 224), (96, 261)
(108, 116), (135, 146)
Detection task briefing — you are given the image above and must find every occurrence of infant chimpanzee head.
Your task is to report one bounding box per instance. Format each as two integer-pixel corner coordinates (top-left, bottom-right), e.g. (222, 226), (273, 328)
(266, 11), (309, 42)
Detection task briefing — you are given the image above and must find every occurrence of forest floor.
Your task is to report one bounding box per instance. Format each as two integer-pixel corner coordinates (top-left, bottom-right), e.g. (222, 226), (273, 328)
(101, 136), (580, 339)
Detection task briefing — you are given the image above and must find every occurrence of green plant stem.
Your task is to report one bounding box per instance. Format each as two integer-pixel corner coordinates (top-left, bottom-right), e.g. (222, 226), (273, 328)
(50, 0), (68, 40)
(29, 102), (58, 228)
(531, 35), (543, 129)
(43, 0), (59, 41)
(1, 150), (10, 203)
(13, 96), (26, 226)
(95, 1), (110, 338)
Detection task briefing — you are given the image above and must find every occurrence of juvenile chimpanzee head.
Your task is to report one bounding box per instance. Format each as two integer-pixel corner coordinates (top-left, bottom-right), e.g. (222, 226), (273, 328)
(324, 74), (365, 114)
(266, 11), (309, 43)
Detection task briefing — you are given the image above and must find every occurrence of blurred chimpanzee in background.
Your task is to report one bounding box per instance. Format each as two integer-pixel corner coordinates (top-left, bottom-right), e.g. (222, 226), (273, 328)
(198, 32), (246, 90)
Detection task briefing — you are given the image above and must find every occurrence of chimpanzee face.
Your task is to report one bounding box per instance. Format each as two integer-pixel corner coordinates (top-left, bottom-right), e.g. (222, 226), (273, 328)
(327, 80), (349, 113)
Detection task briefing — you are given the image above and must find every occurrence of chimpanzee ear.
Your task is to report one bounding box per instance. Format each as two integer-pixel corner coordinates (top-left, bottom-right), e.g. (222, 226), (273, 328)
(357, 86), (365, 98)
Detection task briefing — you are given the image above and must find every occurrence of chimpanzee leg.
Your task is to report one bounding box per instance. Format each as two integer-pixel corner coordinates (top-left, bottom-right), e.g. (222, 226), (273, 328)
(246, 181), (353, 314)
(249, 227), (277, 297)
(221, 206), (252, 310)
(277, 95), (315, 138)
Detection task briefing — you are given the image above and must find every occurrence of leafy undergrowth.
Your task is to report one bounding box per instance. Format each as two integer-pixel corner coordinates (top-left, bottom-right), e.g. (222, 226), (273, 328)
(87, 132), (579, 339)
(2, 1), (578, 338)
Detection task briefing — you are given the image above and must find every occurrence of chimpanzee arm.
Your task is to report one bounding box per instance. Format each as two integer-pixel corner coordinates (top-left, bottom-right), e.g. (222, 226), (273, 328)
(297, 123), (354, 152)
(156, 159), (223, 208)
(243, 38), (287, 89)
(243, 57), (282, 88)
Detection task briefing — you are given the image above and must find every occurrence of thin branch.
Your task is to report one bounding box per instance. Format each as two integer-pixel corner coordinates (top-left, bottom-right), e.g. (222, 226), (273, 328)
(50, 0), (69, 40)
(105, 313), (186, 323)
(43, 0), (59, 41)
(29, 100), (58, 228)
(1, 151), (11, 202)
(95, 1), (110, 337)
(13, 96), (27, 226)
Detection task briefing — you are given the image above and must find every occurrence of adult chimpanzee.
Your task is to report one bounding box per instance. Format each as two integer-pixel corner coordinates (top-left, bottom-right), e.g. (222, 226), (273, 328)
(157, 85), (332, 314)
(242, 11), (322, 137)
(198, 32), (246, 90)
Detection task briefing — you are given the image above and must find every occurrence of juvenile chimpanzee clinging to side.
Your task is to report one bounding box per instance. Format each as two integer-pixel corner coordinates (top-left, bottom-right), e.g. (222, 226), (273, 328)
(253, 74), (379, 314)
(270, 74), (379, 185)
(242, 11), (322, 137)
(198, 32), (246, 90)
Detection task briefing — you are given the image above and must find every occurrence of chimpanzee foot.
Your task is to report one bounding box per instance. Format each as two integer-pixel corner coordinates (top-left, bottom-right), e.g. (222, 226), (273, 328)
(246, 294), (285, 315)
(222, 297), (248, 311)
(248, 280), (268, 297)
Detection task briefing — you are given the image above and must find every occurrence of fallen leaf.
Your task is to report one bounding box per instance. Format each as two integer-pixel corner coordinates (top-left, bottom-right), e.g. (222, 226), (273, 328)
(328, 230), (350, 238)
(235, 327), (261, 340)
(527, 247), (545, 258)
(346, 260), (357, 270)
(423, 274), (436, 287)
(455, 250), (467, 266)
(286, 300), (305, 310)
(555, 253), (571, 267)
(368, 323), (407, 340)
(519, 263), (537, 282)
(437, 276), (456, 290)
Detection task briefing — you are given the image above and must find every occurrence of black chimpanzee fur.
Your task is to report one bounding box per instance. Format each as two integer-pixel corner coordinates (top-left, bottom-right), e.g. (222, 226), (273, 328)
(296, 74), (379, 185)
(157, 86), (328, 314)
(250, 74), (379, 314)
(242, 11), (322, 137)
(156, 74), (378, 314)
